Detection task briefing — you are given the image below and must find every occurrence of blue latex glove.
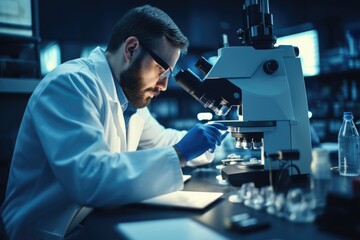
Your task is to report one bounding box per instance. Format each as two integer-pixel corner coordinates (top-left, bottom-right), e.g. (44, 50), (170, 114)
(175, 123), (229, 161)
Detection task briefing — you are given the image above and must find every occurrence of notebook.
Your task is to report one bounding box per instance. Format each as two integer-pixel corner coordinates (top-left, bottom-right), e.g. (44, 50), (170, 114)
(182, 174), (191, 183)
(116, 218), (229, 240)
(141, 191), (223, 210)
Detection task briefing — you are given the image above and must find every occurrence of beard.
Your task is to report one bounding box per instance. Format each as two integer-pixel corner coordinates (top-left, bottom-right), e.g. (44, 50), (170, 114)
(119, 53), (160, 108)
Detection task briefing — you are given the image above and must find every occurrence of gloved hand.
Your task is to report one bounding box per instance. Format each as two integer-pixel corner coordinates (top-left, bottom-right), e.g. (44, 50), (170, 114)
(175, 123), (229, 161)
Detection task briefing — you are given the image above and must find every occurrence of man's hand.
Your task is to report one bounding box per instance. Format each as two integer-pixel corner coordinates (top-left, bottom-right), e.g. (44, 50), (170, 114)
(174, 123), (228, 161)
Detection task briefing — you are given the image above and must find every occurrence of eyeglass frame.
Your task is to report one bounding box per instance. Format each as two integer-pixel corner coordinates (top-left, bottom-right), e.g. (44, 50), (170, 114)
(140, 44), (173, 80)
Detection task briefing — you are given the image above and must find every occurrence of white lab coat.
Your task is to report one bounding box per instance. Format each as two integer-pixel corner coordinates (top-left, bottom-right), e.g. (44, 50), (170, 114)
(1, 47), (213, 240)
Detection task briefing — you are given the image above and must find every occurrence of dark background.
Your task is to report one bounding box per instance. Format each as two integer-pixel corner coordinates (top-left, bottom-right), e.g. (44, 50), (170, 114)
(2, 0), (360, 141)
(38, 0), (359, 51)
(36, 0), (360, 140)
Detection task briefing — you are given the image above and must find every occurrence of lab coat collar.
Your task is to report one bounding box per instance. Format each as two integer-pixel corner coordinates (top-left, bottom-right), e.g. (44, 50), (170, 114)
(127, 114), (144, 151)
(89, 47), (118, 102)
(88, 47), (127, 149)
(87, 46), (144, 151)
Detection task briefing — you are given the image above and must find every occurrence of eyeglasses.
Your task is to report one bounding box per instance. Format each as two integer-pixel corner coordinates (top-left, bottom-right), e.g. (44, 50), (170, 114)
(141, 45), (173, 80)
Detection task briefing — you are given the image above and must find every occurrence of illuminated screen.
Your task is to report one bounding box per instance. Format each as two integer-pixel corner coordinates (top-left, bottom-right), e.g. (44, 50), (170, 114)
(40, 42), (61, 76)
(276, 29), (320, 77)
(0, 0), (32, 37)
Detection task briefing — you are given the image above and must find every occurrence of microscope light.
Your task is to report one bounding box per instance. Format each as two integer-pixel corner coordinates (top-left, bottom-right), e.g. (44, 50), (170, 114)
(308, 111), (313, 118)
(197, 112), (213, 121)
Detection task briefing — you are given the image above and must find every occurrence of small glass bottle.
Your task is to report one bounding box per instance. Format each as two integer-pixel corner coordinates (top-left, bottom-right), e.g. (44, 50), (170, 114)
(338, 112), (360, 176)
(311, 148), (331, 209)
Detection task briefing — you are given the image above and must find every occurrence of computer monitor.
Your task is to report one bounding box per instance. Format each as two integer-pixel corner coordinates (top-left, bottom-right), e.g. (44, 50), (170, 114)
(40, 42), (61, 76)
(0, 0), (40, 78)
(0, 0), (33, 37)
(276, 25), (320, 77)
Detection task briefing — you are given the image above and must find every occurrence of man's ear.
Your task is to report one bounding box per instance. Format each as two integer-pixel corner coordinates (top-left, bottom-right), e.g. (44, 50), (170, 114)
(124, 37), (139, 61)
(129, 46), (136, 56)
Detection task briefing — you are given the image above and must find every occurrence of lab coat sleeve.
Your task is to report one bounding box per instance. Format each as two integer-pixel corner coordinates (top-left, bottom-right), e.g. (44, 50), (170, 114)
(29, 71), (184, 207)
(137, 107), (187, 148)
(137, 107), (214, 166)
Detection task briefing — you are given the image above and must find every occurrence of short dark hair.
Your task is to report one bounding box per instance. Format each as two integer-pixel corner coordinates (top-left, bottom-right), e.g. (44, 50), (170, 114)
(106, 5), (189, 54)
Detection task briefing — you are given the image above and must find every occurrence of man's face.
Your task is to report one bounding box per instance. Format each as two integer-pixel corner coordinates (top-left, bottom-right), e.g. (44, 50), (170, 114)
(119, 51), (158, 108)
(120, 41), (180, 108)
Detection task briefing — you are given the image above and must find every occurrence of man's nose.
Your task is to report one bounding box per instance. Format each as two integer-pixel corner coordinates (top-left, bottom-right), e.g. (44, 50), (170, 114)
(156, 77), (168, 91)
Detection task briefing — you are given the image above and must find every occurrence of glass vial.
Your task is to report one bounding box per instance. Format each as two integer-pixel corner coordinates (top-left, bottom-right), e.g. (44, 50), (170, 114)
(311, 148), (331, 209)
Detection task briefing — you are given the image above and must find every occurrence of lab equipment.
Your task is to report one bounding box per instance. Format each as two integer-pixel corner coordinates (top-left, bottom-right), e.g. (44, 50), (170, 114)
(285, 188), (315, 223)
(175, 123), (228, 161)
(175, 0), (312, 186)
(338, 112), (360, 176)
(316, 192), (360, 237)
(311, 148), (332, 208)
(229, 213), (270, 233)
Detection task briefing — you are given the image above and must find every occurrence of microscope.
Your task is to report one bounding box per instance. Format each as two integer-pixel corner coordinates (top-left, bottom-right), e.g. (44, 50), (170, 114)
(175, 0), (312, 187)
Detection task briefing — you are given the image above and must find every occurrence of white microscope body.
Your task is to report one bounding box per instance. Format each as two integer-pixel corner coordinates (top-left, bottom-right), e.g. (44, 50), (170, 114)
(175, 0), (312, 186)
(206, 45), (312, 179)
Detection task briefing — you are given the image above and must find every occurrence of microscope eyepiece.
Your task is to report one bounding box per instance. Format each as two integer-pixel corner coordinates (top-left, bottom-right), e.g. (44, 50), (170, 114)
(174, 68), (231, 116)
(174, 69), (202, 96)
(195, 57), (213, 75)
(174, 69), (215, 109)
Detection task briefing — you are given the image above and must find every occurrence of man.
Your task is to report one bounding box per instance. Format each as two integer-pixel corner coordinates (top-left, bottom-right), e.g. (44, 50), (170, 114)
(1, 4), (227, 240)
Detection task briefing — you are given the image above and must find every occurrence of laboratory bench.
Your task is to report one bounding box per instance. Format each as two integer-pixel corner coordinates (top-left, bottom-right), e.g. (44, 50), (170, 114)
(74, 164), (359, 240)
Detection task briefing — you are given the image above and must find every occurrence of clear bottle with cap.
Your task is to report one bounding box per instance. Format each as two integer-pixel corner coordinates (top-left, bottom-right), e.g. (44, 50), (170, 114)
(311, 148), (332, 209)
(338, 112), (360, 176)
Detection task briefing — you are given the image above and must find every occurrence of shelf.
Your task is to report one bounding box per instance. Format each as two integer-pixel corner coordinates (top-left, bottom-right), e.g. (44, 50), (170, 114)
(0, 78), (40, 94)
(0, 34), (41, 44)
(305, 69), (360, 81)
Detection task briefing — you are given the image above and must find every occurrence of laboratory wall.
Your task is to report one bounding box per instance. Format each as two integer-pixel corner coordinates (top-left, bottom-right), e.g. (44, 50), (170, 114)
(35, 0), (360, 142)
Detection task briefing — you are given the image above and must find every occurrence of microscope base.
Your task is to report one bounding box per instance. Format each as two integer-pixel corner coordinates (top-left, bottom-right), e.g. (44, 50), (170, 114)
(221, 164), (287, 187)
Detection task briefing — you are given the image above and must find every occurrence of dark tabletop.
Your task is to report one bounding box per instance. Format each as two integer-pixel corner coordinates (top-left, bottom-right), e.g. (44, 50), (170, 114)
(74, 164), (359, 240)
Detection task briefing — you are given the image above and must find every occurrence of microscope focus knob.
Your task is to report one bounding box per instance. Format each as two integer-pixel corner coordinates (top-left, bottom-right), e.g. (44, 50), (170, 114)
(263, 59), (279, 74)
